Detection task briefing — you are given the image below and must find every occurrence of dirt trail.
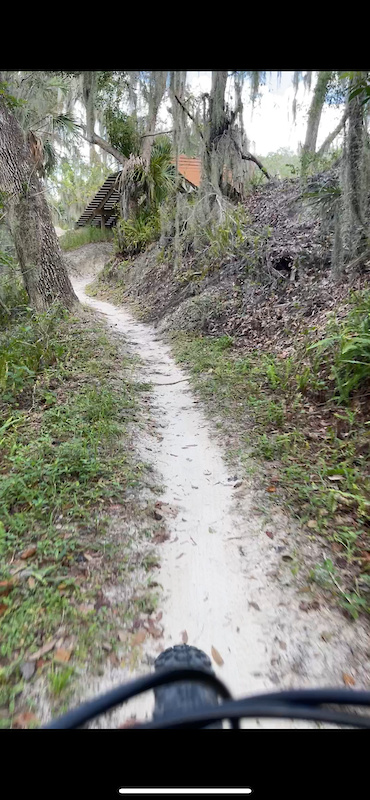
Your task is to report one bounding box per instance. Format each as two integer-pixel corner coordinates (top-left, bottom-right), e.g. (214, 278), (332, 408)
(69, 256), (370, 728)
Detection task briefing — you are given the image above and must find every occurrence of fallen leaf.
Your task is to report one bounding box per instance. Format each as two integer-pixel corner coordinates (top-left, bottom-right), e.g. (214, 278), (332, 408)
(117, 630), (128, 643)
(131, 630), (146, 646)
(0, 603), (8, 616)
(29, 639), (57, 661)
(28, 577), (36, 590)
(307, 520), (318, 529)
(20, 546), (37, 560)
(211, 646), (224, 666)
(182, 630), (188, 644)
(54, 648), (72, 663)
(153, 530), (170, 544)
(299, 600), (320, 612)
(13, 712), (38, 729)
(109, 653), (120, 667)
(36, 659), (46, 670)
(156, 612), (163, 622)
(278, 640), (287, 651)
(266, 486), (276, 493)
(145, 618), (164, 639)
(342, 672), (355, 687)
(248, 601), (261, 611)
(20, 662), (36, 681)
(0, 580), (14, 596)
(265, 531), (274, 539)
(327, 475), (344, 482)
(233, 480), (243, 488)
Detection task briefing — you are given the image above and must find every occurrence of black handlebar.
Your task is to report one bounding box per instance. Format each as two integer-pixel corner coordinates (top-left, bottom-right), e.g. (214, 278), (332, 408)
(42, 667), (370, 729)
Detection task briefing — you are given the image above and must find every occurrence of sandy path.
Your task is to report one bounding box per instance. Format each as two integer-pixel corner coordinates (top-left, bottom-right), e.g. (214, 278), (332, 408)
(71, 271), (370, 729)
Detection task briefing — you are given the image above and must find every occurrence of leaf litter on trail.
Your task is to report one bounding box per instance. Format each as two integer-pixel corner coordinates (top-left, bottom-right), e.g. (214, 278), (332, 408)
(181, 630), (188, 644)
(13, 712), (39, 729)
(28, 639), (57, 661)
(211, 646), (224, 666)
(20, 546), (37, 560)
(0, 580), (14, 596)
(144, 618), (164, 639)
(54, 648), (73, 663)
(342, 672), (356, 686)
(131, 630), (147, 646)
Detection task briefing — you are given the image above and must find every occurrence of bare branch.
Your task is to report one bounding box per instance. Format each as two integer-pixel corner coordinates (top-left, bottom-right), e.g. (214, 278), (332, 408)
(140, 129), (173, 138)
(317, 107), (349, 156)
(174, 93), (206, 145)
(80, 125), (126, 165)
(230, 134), (271, 180)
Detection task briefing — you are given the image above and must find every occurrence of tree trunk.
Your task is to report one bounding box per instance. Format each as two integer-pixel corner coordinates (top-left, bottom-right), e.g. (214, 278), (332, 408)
(332, 73), (370, 277)
(82, 71), (97, 165)
(317, 107), (349, 156)
(301, 71), (332, 170)
(202, 71), (228, 192)
(345, 73), (369, 257)
(0, 95), (78, 310)
(141, 71), (168, 166)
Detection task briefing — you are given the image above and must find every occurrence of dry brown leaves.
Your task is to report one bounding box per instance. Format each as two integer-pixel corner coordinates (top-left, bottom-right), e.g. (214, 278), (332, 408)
(211, 646), (224, 666)
(20, 546), (37, 560)
(54, 648), (73, 663)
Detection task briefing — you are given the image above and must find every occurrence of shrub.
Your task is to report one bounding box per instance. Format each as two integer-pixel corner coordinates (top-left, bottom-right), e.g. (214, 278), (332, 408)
(114, 212), (160, 256)
(308, 290), (370, 403)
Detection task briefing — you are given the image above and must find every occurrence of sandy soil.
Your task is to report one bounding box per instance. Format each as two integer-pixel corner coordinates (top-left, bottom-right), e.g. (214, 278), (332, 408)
(64, 248), (370, 730)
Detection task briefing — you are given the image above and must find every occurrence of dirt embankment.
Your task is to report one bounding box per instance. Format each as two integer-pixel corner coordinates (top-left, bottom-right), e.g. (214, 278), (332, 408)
(93, 172), (368, 353)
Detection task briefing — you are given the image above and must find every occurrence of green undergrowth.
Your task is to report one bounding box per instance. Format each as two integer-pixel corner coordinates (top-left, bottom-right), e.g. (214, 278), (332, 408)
(86, 258), (129, 305)
(59, 227), (113, 251)
(0, 300), (156, 726)
(172, 290), (370, 620)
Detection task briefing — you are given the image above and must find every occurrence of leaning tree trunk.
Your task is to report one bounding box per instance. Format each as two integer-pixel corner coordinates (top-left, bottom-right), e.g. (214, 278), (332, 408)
(0, 94), (78, 310)
(301, 71), (332, 172)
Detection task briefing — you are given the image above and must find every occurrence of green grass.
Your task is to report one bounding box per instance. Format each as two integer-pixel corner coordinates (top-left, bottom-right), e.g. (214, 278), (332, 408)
(59, 227), (113, 251)
(172, 294), (370, 618)
(48, 666), (74, 697)
(0, 301), (155, 721)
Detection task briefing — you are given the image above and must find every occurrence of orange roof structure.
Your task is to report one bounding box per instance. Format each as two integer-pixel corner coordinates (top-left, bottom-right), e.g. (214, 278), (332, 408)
(173, 155), (201, 188)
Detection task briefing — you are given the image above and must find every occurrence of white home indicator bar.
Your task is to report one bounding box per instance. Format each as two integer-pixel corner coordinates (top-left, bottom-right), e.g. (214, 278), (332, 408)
(118, 790), (253, 795)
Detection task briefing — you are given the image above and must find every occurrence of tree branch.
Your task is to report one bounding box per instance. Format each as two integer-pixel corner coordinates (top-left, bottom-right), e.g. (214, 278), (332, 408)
(317, 107), (349, 156)
(174, 93), (206, 145)
(140, 129), (173, 138)
(230, 134), (271, 180)
(81, 126), (126, 165)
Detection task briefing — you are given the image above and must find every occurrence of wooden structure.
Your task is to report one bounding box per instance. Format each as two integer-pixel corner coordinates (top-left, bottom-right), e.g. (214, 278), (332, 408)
(75, 155), (241, 228)
(75, 172), (121, 229)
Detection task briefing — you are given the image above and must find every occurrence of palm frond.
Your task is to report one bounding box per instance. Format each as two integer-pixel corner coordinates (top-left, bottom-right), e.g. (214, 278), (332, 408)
(43, 140), (57, 176)
(52, 114), (81, 139)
